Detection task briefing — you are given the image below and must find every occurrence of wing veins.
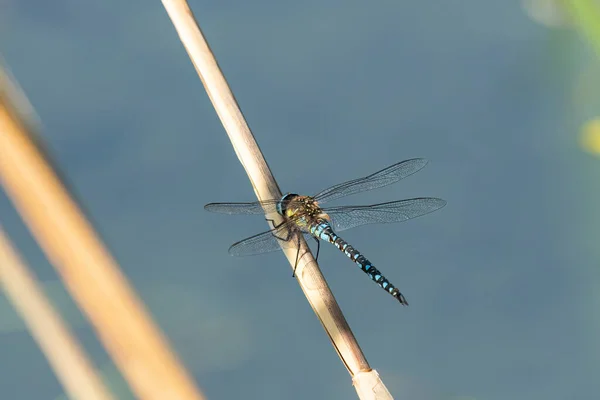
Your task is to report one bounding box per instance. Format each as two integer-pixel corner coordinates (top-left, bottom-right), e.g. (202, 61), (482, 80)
(324, 197), (446, 232)
(313, 158), (428, 204)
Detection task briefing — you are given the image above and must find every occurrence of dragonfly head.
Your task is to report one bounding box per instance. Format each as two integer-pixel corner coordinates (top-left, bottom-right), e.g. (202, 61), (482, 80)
(277, 193), (299, 216)
(278, 193), (328, 223)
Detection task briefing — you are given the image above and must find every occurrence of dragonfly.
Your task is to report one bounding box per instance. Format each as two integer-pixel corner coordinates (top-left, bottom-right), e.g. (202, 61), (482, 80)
(204, 158), (445, 305)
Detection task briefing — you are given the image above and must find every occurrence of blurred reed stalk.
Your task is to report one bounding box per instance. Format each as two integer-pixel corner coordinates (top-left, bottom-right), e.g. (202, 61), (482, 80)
(160, 1), (393, 399)
(0, 65), (206, 399)
(0, 226), (116, 400)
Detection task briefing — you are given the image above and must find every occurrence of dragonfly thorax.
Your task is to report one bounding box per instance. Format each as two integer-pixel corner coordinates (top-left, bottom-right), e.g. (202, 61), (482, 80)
(277, 193), (330, 228)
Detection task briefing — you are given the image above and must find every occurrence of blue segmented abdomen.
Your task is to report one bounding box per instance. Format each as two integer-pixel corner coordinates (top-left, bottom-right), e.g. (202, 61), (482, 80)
(309, 221), (409, 305)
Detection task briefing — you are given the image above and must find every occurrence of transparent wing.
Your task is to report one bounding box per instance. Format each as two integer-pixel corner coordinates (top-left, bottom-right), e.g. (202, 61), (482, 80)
(325, 197), (446, 232)
(228, 222), (310, 257)
(313, 158), (428, 204)
(204, 199), (281, 215)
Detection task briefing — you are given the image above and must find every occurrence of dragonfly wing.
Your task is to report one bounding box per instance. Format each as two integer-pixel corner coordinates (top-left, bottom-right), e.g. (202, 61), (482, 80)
(313, 158), (428, 204)
(204, 199), (281, 215)
(228, 222), (307, 257)
(325, 197), (446, 232)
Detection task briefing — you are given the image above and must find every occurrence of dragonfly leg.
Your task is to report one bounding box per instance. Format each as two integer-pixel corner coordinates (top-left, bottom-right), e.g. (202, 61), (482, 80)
(266, 218), (285, 230)
(292, 236), (321, 277)
(264, 218), (308, 277)
(266, 218), (292, 242)
(265, 218), (300, 275)
(292, 234), (302, 278)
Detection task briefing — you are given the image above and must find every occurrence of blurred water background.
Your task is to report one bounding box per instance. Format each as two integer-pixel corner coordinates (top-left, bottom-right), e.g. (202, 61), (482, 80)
(2, 1), (600, 399)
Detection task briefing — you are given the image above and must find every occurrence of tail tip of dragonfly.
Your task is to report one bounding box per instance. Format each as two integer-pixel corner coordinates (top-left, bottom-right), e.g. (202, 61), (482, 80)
(390, 288), (409, 305)
(397, 293), (409, 306)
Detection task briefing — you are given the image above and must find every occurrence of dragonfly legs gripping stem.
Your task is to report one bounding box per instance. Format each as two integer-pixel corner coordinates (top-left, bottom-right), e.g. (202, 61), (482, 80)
(290, 236), (320, 277)
(266, 218), (300, 277)
(265, 218), (320, 278)
(313, 237), (320, 264)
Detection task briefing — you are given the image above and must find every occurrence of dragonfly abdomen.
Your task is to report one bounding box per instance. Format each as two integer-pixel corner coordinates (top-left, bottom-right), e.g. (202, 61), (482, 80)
(310, 222), (409, 306)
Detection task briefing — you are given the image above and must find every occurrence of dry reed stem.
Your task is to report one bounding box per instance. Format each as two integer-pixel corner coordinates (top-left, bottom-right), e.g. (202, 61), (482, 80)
(159, 4), (393, 399)
(0, 65), (205, 400)
(0, 226), (116, 400)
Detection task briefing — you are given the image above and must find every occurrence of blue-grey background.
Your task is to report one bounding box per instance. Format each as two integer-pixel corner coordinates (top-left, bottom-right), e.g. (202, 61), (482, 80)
(2, 1), (600, 399)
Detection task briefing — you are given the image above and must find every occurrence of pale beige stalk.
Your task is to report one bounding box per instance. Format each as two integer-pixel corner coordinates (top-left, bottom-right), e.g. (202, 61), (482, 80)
(160, 1), (394, 398)
(0, 226), (115, 400)
(0, 65), (205, 400)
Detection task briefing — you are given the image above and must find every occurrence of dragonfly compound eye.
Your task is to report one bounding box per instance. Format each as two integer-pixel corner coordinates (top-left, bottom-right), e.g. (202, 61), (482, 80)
(277, 193), (299, 215)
